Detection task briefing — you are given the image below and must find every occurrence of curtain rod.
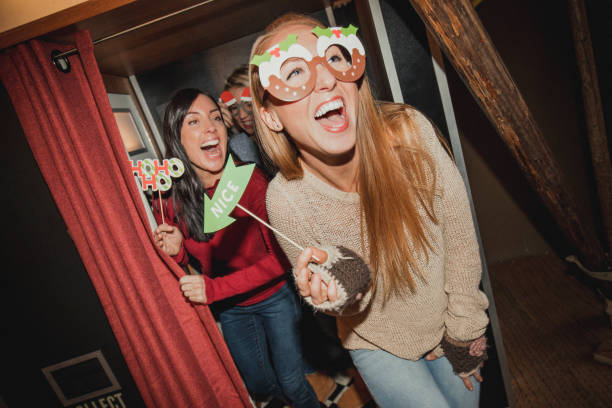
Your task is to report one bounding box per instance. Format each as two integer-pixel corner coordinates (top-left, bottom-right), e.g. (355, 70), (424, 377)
(52, 0), (215, 65)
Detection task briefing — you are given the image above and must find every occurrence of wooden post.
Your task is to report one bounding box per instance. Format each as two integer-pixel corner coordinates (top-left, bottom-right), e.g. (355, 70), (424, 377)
(408, 0), (607, 269)
(353, 0), (394, 101)
(568, 0), (612, 265)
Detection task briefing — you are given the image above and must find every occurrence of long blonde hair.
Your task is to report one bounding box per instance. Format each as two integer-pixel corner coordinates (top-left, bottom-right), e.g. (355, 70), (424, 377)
(224, 64), (249, 91)
(250, 13), (438, 297)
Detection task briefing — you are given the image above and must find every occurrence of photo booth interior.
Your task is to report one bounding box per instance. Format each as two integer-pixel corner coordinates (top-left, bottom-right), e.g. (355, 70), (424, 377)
(5, 0), (609, 406)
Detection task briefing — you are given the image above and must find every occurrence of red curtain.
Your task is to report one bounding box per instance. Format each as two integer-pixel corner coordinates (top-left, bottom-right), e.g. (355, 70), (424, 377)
(0, 31), (251, 407)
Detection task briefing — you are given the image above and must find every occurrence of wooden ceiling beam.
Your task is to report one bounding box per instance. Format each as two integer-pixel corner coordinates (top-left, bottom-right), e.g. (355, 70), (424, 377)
(409, 0), (607, 269)
(569, 0), (612, 264)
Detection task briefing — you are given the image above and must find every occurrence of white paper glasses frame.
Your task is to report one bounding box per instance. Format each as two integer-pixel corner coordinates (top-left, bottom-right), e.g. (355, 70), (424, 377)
(251, 26), (366, 102)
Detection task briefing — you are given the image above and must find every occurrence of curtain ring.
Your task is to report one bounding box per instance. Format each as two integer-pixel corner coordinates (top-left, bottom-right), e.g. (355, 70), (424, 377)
(51, 50), (71, 73)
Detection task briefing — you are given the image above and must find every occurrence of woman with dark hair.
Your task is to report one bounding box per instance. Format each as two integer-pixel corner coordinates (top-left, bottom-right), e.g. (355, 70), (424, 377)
(250, 13), (490, 408)
(153, 88), (318, 408)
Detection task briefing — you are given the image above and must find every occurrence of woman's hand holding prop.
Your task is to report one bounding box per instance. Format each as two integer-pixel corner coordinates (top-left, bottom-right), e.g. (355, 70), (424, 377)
(154, 223), (183, 256)
(295, 246), (368, 312)
(295, 247), (336, 304)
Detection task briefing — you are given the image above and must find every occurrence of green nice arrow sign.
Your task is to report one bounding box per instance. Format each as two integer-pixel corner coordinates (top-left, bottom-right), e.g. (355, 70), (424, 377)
(203, 154), (255, 233)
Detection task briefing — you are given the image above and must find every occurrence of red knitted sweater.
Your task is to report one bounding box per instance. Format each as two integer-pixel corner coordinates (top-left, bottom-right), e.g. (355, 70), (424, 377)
(154, 168), (289, 306)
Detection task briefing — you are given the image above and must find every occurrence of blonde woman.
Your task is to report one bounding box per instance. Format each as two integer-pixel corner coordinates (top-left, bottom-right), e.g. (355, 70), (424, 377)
(249, 13), (490, 408)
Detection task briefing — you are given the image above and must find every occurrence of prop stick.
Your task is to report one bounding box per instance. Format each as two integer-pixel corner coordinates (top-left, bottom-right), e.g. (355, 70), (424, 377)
(235, 203), (321, 263)
(207, 156), (368, 308)
(203, 154), (321, 262)
(158, 190), (165, 224)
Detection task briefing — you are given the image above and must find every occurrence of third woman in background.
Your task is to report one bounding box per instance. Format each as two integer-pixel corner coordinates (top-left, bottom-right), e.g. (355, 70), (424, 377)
(220, 65), (265, 169)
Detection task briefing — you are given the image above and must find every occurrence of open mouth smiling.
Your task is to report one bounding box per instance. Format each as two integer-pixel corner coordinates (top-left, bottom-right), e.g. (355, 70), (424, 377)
(314, 97), (349, 133)
(200, 139), (222, 157)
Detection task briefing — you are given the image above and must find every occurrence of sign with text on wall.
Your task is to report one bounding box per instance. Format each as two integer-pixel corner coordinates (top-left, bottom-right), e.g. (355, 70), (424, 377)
(41, 350), (123, 407)
(73, 392), (127, 408)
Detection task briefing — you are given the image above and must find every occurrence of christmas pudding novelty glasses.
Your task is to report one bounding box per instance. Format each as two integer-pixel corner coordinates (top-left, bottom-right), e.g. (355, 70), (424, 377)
(250, 25), (366, 102)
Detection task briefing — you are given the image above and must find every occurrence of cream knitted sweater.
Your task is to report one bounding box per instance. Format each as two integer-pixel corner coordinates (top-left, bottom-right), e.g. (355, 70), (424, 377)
(266, 109), (489, 360)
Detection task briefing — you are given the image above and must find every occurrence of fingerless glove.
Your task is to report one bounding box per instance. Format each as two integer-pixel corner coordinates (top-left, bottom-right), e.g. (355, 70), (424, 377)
(302, 244), (371, 313)
(440, 332), (488, 377)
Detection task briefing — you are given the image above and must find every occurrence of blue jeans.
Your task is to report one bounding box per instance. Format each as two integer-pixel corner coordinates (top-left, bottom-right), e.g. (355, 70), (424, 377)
(218, 284), (319, 408)
(350, 349), (480, 408)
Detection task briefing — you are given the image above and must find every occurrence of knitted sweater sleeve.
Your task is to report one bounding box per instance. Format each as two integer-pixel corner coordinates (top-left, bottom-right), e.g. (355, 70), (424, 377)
(266, 176), (373, 315)
(418, 113), (489, 342)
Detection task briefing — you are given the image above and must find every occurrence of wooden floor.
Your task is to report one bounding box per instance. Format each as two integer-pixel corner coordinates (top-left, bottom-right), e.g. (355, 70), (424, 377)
(489, 253), (612, 408)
